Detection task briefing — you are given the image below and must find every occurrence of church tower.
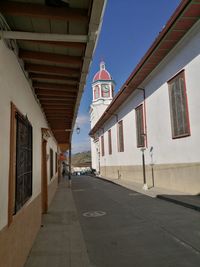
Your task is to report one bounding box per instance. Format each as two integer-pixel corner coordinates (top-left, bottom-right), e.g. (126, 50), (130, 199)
(90, 61), (115, 128)
(90, 61), (115, 173)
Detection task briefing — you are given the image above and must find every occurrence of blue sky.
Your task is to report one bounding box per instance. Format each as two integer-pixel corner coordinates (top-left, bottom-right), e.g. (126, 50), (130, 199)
(72, 0), (181, 154)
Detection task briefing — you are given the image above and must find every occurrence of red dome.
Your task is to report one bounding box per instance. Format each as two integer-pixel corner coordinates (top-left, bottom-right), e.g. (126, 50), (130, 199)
(93, 61), (112, 82)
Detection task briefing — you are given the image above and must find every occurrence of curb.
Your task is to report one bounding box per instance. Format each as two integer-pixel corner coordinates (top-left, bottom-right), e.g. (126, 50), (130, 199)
(93, 175), (200, 213)
(157, 195), (200, 212)
(93, 175), (122, 187)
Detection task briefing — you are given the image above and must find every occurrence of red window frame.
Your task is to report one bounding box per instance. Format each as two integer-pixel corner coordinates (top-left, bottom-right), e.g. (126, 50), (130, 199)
(101, 135), (105, 156)
(101, 84), (110, 98)
(118, 120), (124, 152)
(94, 85), (99, 99)
(168, 70), (190, 139)
(108, 129), (112, 155)
(135, 104), (145, 147)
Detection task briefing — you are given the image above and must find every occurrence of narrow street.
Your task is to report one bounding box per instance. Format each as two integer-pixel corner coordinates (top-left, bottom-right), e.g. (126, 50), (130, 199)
(72, 175), (200, 267)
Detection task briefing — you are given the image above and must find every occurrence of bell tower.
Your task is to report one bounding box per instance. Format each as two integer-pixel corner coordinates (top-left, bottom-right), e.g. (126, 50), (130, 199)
(90, 61), (115, 128)
(90, 61), (115, 173)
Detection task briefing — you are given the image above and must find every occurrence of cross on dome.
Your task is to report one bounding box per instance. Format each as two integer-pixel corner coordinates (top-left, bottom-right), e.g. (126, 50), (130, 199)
(100, 61), (105, 70)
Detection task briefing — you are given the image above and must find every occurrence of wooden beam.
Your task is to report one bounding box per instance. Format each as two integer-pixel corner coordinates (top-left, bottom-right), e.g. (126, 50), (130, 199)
(33, 81), (77, 91)
(38, 97), (76, 101)
(43, 106), (74, 109)
(45, 112), (72, 115)
(0, 1), (88, 22)
(35, 89), (77, 97)
(46, 115), (71, 119)
(40, 101), (74, 105)
(40, 98), (74, 102)
(21, 40), (85, 50)
(2, 31), (87, 43)
(30, 73), (79, 82)
(20, 50), (82, 65)
(25, 63), (79, 76)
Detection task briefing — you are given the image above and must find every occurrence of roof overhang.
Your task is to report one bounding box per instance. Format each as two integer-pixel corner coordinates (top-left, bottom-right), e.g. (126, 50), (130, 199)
(89, 0), (200, 136)
(0, 0), (106, 151)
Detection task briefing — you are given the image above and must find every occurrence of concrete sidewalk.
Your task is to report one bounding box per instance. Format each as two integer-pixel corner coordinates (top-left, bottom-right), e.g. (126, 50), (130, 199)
(24, 178), (90, 267)
(96, 175), (200, 212)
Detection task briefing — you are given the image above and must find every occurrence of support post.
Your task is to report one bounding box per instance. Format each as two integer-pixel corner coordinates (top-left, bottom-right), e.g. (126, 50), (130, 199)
(68, 143), (72, 187)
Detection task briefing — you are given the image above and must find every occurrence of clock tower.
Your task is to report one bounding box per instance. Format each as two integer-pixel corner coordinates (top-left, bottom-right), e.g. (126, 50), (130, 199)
(90, 61), (115, 128)
(90, 61), (115, 173)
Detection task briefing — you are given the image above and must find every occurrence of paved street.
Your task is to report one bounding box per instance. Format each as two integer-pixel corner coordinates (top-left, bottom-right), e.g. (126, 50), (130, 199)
(72, 175), (200, 267)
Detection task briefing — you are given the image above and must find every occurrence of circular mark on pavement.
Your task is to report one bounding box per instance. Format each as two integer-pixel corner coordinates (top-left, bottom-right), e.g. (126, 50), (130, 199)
(83, 211), (106, 218)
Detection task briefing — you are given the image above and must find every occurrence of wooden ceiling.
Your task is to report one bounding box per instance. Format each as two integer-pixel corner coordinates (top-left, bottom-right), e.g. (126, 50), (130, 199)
(0, 0), (105, 150)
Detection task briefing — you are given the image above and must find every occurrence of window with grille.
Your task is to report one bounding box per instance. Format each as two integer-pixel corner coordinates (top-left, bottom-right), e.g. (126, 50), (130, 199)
(168, 71), (190, 138)
(108, 129), (112, 155)
(135, 104), (145, 147)
(50, 148), (54, 179)
(101, 135), (105, 156)
(118, 120), (124, 152)
(15, 112), (32, 213)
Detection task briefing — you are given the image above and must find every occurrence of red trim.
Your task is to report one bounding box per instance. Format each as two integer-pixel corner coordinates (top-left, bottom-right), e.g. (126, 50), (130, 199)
(101, 135), (105, 156)
(167, 69), (185, 83)
(94, 85), (100, 100)
(135, 104), (146, 148)
(108, 129), (112, 155)
(168, 70), (191, 139)
(117, 120), (124, 152)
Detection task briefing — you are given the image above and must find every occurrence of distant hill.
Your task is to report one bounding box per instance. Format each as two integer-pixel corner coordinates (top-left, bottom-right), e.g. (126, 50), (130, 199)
(72, 151), (91, 167)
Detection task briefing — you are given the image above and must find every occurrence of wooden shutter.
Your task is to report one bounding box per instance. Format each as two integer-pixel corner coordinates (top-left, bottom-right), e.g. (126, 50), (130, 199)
(108, 129), (112, 155)
(135, 105), (145, 147)
(118, 121), (124, 152)
(101, 135), (105, 156)
(168, 71), (190, 138)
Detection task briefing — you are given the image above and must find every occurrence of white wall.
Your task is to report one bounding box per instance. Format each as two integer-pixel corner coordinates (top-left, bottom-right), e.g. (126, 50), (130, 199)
(98, 20), (200, 168)
(0, 40), (58, 229)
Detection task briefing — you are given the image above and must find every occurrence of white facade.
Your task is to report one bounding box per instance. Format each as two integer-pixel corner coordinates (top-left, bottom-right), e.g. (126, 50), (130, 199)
(90, 20), (200, 194)
(90, 62), (115, 172)
(0, 40), (59, 229)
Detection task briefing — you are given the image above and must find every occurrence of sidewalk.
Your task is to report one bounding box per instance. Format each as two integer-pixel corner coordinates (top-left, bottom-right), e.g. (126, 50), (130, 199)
(96, 175), (200, 212)
(24, 178), (90, 267)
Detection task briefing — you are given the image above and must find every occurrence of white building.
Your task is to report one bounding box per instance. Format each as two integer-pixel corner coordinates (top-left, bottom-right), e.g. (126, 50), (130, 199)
(90, 0), (200, 194)
(90, 61), (115, 173)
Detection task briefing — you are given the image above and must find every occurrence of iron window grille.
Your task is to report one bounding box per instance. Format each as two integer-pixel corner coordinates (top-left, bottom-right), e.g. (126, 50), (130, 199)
(50, 148), (54, 179)
(15, 112), (32, 213)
